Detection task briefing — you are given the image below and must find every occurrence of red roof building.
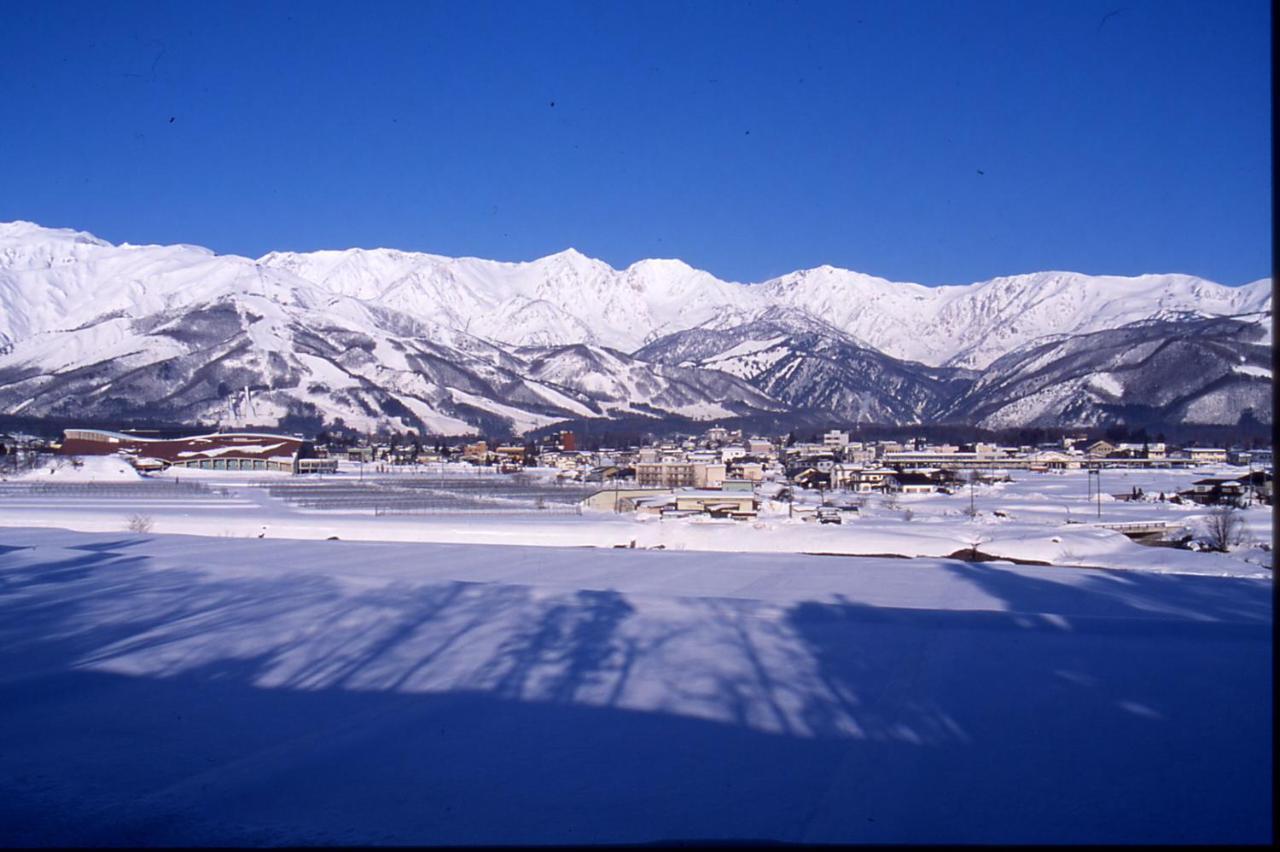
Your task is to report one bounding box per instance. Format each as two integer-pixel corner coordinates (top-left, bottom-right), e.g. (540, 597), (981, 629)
(58, 428), (326, 473)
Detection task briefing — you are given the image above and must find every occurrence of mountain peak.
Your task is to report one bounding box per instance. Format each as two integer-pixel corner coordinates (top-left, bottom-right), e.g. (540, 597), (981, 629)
(540, 247), (591, 262)
(0, 220), (111, 247)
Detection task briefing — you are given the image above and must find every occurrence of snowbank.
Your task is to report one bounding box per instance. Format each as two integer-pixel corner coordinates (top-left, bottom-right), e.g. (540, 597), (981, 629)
(12, 454), (141, 482)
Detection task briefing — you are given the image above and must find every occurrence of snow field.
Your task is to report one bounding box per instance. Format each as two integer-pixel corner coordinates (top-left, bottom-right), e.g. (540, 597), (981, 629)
(0, 526), (1270, 844)
(1, 464), (1269, 577)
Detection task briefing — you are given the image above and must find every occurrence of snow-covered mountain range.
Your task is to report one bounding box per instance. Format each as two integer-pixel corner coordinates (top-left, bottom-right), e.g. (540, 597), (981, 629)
(0, 221), (1271, 435)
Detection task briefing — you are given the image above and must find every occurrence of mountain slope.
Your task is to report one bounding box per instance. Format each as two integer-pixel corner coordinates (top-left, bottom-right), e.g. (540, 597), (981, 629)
(941, 313), (1273, 429)
(634, 308), (975, 424)
(0, 278), (784, 435)
(252, 231), (1271, 366)
(0, 221), (1270, 435)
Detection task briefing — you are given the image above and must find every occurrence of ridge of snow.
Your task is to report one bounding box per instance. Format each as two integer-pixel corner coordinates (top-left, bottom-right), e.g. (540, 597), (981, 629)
(1, 221), (1271, 370)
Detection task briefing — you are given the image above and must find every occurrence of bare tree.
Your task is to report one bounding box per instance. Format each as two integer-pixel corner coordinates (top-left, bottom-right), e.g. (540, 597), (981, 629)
(1202, 505), (1244, 553)
(126, 514), (154, 534)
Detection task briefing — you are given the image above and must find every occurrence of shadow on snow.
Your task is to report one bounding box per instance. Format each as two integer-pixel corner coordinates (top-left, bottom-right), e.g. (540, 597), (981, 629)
(0, 535), (1271, 845)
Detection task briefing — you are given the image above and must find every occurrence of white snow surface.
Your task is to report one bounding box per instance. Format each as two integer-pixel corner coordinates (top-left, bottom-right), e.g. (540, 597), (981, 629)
(0, 464), (1270, 578)
(13, 455), (142, 482)
(0, 520), (1270, 844)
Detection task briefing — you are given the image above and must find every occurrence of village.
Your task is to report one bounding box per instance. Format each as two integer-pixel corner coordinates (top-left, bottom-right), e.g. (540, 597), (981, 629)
(1, 424), (1272, 525)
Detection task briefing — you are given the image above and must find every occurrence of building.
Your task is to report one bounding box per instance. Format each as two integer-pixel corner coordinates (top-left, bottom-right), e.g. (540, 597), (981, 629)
(636, 462), (693, 488)
(494, 445), (527, 465)
(1027, 450), (1081, 471)
(672, 489), (759, 519)
(1184, 447), (1228, 465)
(1180, 477), (1245, 506)
(1085, 440), (1118, 459)
(831, 465), (895, 493)
(822, 430), (849, 448)
(582, 487), (673, 513)
(58, 428), (324, 473)
(885, 472), (940, 494)
(730, 461), (765, 482)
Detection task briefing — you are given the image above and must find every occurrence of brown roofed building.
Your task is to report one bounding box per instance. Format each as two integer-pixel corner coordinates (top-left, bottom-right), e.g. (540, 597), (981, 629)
(58, 428), (331, 473)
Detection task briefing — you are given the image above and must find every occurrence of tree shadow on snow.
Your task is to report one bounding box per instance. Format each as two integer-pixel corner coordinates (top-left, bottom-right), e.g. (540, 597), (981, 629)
(0, 536), (1271, 845)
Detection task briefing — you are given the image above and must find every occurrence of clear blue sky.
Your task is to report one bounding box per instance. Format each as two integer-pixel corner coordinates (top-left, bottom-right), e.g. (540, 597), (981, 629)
(0, 0), (1270, 285)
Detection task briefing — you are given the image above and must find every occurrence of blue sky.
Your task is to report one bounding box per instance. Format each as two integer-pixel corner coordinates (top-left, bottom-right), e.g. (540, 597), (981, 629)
(0, 0), (1270, 285)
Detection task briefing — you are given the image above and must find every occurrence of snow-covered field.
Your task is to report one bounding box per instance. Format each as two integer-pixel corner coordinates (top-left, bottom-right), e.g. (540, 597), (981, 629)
(0, 460), (1271, 577)
(0, 525), (1270, 844)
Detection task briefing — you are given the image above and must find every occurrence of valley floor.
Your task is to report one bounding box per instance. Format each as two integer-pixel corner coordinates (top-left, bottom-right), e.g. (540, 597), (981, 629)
(0, 461), (1272, 577)
(0, 526), (1272, 844)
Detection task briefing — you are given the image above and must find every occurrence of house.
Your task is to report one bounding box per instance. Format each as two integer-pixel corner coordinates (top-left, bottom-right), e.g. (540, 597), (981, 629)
(1234, 470), (1274, 503)
(462, 441), (489, 463)
(800, 455), (838, 474)
(1027, 450), (1081, 471)
(583, 465), (625, 483)
(1227, 448), (1255, 466)
(1085, 440), (1118, 459)
(493, 445), (527, 465)
(831, 465), (895, 493)
(885, 472), (938, 494)
(843, 446), (876, 465)
(1180, 477), (1245, 506)
(790, 468), (830, 490)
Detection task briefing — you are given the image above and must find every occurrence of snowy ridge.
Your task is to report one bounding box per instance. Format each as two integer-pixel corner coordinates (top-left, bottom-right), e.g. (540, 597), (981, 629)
(0, 221), (1271, 434)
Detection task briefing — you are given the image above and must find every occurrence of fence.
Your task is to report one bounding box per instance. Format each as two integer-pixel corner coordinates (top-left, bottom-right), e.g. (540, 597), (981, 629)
(261, 475), (596, 515)
(0, 481), (232, 499)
